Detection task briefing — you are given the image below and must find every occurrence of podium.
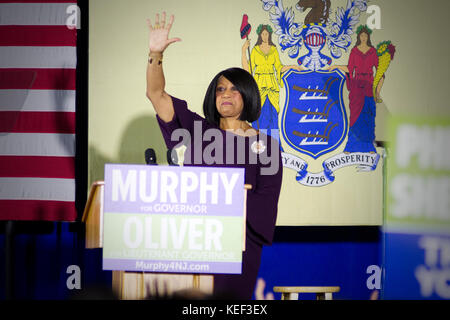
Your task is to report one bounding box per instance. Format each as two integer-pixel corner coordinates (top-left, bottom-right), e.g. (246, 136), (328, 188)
(82, 180), (251, 300)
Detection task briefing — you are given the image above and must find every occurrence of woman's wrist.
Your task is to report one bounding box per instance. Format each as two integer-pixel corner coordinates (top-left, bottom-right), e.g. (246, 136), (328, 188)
(148, 51), (163, 65)
(149, 51), (163, 57)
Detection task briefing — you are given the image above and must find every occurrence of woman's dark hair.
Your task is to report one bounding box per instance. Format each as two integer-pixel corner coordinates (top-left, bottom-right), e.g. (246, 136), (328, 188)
(203, 68), (261, 126)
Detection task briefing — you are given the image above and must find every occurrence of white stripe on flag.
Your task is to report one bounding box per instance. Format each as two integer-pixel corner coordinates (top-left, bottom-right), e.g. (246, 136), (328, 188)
(0, 133), (75, 157)
(0, 90), (75, 112)
(0, 177), (75, 201)
(0, 47), (76, 69)
(0, 3), (76, 26)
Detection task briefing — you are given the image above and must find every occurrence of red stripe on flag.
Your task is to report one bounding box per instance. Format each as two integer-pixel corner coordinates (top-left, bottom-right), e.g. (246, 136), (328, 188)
(0, 200), (76, 221)
(0, 69), (36, 89)
(0, 111), (76, 133)
(0, 68), (76, 90)
(0, 26), (77, 46)
(0, 156), (75, 179)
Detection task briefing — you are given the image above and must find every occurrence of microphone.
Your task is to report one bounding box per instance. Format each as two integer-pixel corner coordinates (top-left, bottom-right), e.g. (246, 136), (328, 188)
(145, 148), (157, 165)
(167, 148), (178, 166)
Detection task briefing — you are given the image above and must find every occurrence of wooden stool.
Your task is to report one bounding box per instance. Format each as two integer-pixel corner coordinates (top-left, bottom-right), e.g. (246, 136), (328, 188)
(273, 286), (340, 300)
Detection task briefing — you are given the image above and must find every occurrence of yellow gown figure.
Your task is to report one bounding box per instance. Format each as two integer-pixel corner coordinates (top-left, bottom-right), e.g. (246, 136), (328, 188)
(251, 45), (283, 114)
(243, 24), (301, 149)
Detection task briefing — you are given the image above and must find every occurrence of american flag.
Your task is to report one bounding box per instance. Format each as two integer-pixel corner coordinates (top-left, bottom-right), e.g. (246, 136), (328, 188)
(0, 0), (78, 221)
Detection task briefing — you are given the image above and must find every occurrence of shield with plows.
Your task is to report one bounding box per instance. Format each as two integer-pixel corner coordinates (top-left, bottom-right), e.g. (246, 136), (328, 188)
(281, 69), (348, 159)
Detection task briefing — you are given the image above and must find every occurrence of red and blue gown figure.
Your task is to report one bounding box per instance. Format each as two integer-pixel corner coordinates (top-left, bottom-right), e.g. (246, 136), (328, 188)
(344, 45), (378, 153)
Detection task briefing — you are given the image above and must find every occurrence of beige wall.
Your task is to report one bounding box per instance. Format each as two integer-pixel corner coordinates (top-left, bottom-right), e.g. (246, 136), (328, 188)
(88, 0), (449, 225)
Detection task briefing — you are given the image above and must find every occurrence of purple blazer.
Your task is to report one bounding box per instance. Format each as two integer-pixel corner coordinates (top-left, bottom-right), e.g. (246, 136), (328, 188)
(156, 96), (283, 299)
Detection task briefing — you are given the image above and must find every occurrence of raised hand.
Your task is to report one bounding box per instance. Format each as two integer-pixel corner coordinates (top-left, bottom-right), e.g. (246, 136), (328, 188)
(147, 12), (181, 54)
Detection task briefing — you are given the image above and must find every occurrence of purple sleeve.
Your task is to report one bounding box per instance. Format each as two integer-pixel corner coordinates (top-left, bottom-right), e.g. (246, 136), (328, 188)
(156, 96), (206, 149)
(246, 138), (283, 246)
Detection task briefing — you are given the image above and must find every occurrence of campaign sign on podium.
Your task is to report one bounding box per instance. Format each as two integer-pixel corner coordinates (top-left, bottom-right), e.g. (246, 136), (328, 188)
(102, 164), (245, 274)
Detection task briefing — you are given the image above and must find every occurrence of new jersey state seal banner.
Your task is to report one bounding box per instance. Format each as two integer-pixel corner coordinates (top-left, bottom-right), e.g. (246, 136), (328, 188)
(241, 0), (396, 187)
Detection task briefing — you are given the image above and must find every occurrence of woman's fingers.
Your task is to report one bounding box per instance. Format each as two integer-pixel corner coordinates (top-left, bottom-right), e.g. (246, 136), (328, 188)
(149, 12), (174, 30)
(161, 12), (166, 28)
(166, 14), (175, 30)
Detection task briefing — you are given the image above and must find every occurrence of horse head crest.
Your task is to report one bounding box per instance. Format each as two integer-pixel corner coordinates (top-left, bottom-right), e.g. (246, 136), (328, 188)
(296, 0), (331, 25)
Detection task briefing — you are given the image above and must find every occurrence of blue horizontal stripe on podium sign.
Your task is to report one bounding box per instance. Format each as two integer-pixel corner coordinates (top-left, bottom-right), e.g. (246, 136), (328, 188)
(103, 259), (242, 274)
